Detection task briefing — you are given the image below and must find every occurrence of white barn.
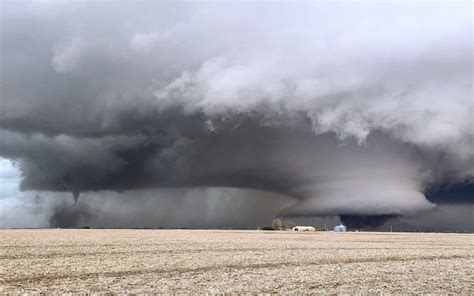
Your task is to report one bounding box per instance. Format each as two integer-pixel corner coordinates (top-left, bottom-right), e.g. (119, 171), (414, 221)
(292, 226), (316, 232)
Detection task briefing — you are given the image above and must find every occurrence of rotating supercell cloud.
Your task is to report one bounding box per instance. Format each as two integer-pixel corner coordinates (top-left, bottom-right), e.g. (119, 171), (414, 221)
(0, 1), (472, 230)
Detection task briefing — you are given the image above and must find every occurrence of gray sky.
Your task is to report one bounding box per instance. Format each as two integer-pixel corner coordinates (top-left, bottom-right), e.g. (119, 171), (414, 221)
(0, 1), (472, 230)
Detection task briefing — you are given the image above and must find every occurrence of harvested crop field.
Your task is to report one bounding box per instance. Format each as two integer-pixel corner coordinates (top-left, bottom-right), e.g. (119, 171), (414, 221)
(1, 229), (472, 294)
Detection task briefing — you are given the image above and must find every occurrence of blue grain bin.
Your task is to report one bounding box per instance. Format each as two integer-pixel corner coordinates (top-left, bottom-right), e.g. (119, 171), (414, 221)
(334, 225), (347, 232)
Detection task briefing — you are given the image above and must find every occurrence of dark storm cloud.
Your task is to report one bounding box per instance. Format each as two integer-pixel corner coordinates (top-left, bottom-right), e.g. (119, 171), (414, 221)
(425, 182), (474, 204)
(0, 1), (472, 228)
(47, 188), (295, 229)
(339, 214), (399, 230)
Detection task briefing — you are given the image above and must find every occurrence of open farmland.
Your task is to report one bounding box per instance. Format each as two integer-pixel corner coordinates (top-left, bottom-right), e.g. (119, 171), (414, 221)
(0, 229), (472, 294)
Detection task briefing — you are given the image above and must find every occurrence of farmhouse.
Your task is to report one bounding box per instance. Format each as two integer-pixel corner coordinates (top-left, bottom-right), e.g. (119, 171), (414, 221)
(292, 226), (316, 232)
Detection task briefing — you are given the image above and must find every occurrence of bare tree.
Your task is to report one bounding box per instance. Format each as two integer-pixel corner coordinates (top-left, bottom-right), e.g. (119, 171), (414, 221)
(272, 218), (282, 231)
(281, 220), (296, 230)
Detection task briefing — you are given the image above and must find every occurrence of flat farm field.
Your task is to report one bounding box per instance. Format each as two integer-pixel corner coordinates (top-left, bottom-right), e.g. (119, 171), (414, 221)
(1, 229), (472, 294)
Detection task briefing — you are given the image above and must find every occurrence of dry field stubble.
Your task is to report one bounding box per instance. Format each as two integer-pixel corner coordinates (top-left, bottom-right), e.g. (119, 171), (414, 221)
(0, 229), (472, 294)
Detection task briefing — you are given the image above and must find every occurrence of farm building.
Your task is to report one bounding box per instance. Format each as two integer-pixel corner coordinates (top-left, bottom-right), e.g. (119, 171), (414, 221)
(292, 226), (316, 232)
(334, 225), (347, 232)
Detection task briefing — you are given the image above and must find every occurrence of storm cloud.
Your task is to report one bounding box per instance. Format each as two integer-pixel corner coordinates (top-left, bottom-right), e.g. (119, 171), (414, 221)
(0, 1), (472, 228)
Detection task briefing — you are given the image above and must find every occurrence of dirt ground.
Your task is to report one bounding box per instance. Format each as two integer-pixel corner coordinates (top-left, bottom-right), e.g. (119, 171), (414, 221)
(0, 229), (472, 294)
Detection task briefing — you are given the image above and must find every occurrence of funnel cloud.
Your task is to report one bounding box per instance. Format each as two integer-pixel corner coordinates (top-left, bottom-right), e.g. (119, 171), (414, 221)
(0, 1), (472, 229)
